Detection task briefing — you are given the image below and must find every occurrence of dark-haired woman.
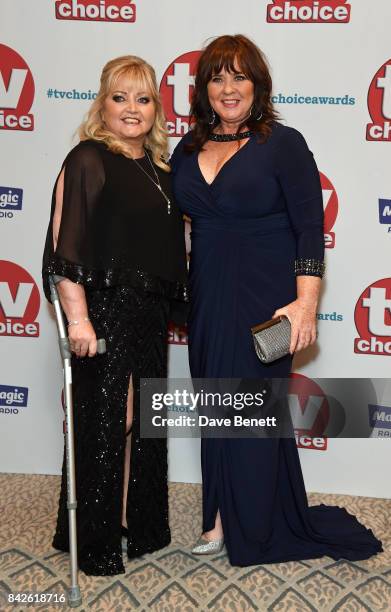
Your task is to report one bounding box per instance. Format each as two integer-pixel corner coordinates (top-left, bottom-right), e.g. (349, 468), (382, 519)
(171, 34), (382, 566)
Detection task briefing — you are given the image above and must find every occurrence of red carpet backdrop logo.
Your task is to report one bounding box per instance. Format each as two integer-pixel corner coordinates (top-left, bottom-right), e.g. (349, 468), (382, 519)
(0, 261), (40, 337)
(0, 44), (34, 131)
(354, 278), (391, 356)
(55, 0), (136, 22)
(320, 172), (338, 249)
(160, 51), (200, 137)
(266, 0), (351, 23)
(366, 59), (391, 142)
(288, 374), (329, 450)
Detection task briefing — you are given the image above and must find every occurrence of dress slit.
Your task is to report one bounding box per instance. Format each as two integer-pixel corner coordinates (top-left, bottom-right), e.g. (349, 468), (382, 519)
(202, 438), (222, 533)
(121, 369), (134, 542)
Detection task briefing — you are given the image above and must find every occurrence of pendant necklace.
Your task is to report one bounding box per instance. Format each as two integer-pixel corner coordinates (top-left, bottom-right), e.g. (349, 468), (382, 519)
(131, 149), (171, 214)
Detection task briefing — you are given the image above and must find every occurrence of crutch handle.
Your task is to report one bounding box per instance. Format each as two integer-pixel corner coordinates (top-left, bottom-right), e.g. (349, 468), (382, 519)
(58, 337), (107, 359)
(49, 277), (106, 357)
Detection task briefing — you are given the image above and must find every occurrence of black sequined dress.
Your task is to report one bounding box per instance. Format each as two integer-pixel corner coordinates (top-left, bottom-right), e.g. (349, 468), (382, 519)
(42, 140), (188, 575)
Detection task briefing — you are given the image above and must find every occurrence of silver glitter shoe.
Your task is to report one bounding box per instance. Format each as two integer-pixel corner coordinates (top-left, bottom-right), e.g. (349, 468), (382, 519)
(191, 535), (225, 555)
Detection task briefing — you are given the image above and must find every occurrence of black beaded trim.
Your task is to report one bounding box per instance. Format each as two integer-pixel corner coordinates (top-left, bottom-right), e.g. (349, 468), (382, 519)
(294, 258), (325, 278)
(43, 256), (188, 303)
(208, 130), (252, 142)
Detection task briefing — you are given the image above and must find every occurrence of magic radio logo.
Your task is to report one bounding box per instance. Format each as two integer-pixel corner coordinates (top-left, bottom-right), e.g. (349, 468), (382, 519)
(0, 261), (40, 338)
(369, 404), (391, 437)
(320, 172), (338, 249)
(0, 44), (34, 131)
(0, 186), (23, 220)
(0, 385), (28, 415)
(160, 51), (200, 137)
(354, 278), (391, 356)
(55, 0), (136, 22)
(288, 374), (329, 450)
(379, 199), (391, 233)
(266, 1), (351, 23)
(368, 404), (391, 438)
(366, 59), (391, 142)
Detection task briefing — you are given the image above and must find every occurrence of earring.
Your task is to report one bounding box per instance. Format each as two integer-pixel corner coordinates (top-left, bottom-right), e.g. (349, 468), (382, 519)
(250, 105), (263, 121)
(245, 105), (254, 122)
(208, 108), (216, 125)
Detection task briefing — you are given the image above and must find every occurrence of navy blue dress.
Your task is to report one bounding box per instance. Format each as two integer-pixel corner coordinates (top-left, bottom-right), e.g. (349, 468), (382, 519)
(171, 122), (382, 566)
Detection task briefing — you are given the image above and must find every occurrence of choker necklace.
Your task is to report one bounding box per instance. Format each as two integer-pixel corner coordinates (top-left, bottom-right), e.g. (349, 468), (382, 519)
(131, 150), (171, 214)
(208, 130), (252, 142)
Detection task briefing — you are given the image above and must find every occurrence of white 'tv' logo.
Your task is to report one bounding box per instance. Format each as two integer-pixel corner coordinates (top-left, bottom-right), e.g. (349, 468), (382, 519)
(0, 282), (33, 317)
(166, 63), (195, 116)
(288, 394), (324, 430)
(363, 287), (391, 336)
(0, 68), (28, 108)
(377, 64), (391, 120)
(322, 189), (333, 209)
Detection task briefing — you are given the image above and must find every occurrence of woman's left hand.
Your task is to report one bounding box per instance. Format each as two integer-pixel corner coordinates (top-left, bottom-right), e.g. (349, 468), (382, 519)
(272, 298), (318, 354)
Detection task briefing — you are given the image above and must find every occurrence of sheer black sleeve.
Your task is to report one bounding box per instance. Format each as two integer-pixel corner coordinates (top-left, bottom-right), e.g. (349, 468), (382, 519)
(276, 127), (325, 278)
(42, 142), (105, 301)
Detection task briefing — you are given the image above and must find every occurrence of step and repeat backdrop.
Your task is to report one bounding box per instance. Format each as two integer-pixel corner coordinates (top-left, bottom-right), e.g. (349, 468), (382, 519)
(1, 1), (390, 497)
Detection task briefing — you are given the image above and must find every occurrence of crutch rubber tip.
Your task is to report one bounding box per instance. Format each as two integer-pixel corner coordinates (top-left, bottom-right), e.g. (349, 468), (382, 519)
(97, 338), (106, 354)
(68, 586), (82, 607)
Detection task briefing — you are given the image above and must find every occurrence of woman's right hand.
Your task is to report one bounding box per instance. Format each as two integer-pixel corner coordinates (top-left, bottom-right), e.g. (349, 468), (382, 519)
(55, 278), (96, 357)
(68, 320), (97, 357)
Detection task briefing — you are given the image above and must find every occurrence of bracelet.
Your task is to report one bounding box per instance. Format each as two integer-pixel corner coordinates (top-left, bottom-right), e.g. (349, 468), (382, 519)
(67, 317), (90, 327)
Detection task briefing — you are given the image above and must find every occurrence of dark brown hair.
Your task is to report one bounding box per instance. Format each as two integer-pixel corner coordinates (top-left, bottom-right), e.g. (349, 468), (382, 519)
(186, 34), (279, 152)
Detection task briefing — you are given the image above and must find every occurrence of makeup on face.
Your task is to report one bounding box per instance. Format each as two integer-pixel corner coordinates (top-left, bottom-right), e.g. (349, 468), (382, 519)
(101, 74), (156, 146)
(207, 62), (254, 129)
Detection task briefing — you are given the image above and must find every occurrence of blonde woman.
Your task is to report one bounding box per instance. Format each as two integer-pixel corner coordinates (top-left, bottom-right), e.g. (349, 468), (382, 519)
(42, 56), (188, 576)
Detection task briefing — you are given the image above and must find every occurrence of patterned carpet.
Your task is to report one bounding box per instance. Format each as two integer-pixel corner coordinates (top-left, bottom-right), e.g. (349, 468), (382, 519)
(0, 474), (390, 611)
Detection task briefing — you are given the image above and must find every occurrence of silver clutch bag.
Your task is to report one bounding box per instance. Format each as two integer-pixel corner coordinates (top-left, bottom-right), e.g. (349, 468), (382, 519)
(251, 316), (291, 363)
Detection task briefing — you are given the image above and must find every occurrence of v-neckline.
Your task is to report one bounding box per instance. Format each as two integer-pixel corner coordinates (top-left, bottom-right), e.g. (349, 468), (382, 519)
(197, 135), (252, 187)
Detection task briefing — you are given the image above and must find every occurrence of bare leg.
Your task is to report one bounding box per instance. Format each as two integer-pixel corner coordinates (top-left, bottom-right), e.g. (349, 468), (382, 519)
(202, 509), (224, 541)
(122, 375), (133, 529)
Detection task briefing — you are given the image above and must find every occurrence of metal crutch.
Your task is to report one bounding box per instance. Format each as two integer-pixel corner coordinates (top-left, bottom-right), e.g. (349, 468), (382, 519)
(49, 276), (106, 608)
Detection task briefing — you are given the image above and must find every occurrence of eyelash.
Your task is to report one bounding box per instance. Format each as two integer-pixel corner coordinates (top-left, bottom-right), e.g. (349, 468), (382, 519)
(112, 95), (150, 104)
(211, 74), (246, 83)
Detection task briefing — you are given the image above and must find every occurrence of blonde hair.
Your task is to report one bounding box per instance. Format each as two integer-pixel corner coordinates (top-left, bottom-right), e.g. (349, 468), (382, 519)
(79, 55), (169, 171)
